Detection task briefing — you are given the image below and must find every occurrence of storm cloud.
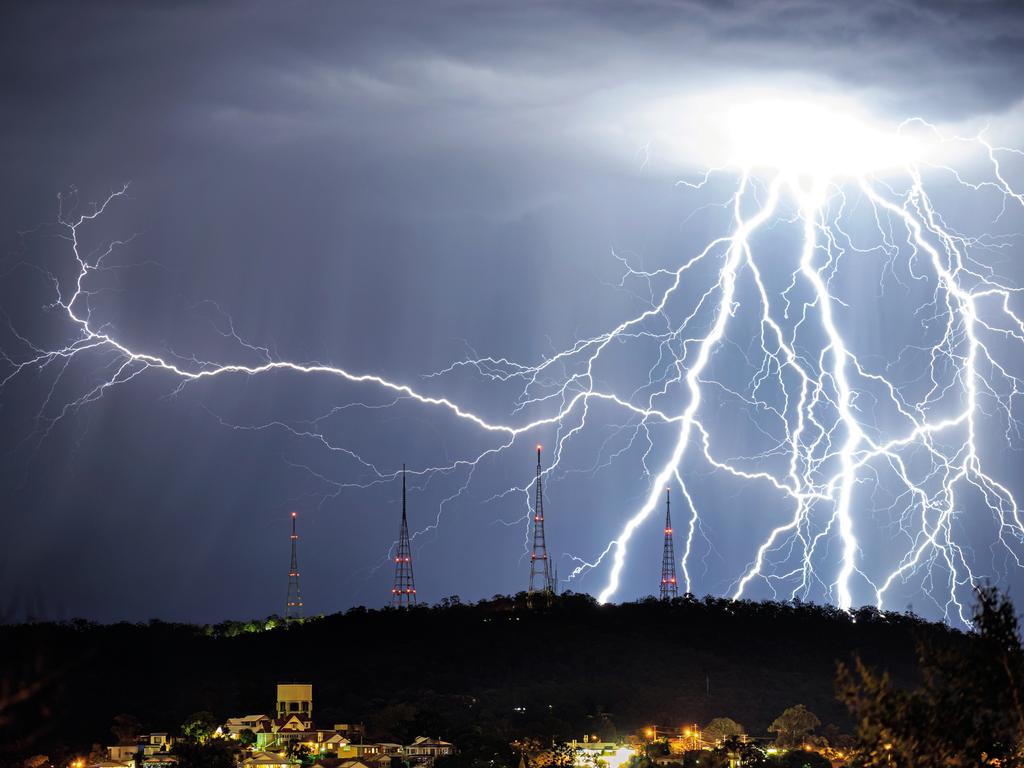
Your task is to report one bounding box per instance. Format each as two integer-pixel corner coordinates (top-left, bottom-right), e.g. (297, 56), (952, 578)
(2, 1), (1024, 622)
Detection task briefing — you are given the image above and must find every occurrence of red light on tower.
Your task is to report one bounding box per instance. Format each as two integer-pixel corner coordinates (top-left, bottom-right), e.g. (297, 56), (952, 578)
(291, 511), (297, 518)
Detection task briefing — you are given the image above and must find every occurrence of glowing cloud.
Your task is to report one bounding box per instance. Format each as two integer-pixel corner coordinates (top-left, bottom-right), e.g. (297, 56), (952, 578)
(3, 91), (1023, 625)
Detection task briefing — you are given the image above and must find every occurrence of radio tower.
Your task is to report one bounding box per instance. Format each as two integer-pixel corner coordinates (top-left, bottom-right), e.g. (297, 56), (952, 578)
(528, 445), (554, 607)
(660, 488), (679, 600)
(285, 511), (303, 619)
(391, 465), (417, 608)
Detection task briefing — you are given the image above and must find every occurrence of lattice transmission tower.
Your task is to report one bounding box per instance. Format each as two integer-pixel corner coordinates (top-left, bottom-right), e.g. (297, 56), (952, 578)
(528, 445), (554, 606)
(660, 488), (679, 600)
(391, 465), (417, 607)
(285, 511), (304, 619)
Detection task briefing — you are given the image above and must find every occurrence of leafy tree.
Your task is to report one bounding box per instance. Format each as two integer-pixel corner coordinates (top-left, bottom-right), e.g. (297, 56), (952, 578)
(715, 737), (766, 768)
(703, 718), (744, 744)
(770, 749), (829, 768)
(172, 739), (237, 768)
(287, 742), (312, 763)
(819, 724), (855, 751)
(534, 743), (579, 768)
(238, 729), (256, 748)
(677, 750), (716, 768)
(181, 711), (218, 744)
(837, 585), (1024, 767)
(110, 713), (142, 744)
(768, 705), (820, 748)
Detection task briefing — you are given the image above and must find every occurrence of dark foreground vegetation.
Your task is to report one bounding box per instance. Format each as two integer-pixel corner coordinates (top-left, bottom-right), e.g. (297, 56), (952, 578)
(1, 590), (1017, 767)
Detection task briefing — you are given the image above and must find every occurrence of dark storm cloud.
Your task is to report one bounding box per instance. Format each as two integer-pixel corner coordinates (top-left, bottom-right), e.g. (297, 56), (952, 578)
(5, 1), (1024, 173)
(2, 1), (1024, 622)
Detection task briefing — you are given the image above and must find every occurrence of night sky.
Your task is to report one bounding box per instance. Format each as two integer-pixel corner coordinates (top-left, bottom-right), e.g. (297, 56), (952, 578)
(3, 1), (1024, 624)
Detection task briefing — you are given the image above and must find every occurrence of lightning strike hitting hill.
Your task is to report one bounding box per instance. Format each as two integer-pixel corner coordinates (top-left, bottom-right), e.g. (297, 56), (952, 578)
(3, 107), (1024, 624)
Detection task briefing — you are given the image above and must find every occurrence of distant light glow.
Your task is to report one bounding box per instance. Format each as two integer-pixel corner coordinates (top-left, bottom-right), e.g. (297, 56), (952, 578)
(726, 98), (919, 177)
(624, 85), (921, 178)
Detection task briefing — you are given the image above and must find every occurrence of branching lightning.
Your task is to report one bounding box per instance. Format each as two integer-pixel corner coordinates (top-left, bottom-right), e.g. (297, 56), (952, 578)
(3, 104), (1024, 624)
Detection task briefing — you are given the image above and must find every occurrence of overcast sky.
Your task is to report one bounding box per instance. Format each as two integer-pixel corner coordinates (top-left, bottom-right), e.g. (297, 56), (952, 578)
(2, 1), (1024, 623)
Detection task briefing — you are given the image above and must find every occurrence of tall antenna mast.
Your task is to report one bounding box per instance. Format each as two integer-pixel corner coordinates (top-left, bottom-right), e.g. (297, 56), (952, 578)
(391, 465), (417, 607)
(660, 488), (679, 600)
(286, 511), (304, 619)
(528, 445), (554, 607)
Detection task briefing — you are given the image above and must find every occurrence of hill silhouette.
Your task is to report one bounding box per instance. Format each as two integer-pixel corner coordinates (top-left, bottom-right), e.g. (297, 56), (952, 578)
(1, 592), (968, 765)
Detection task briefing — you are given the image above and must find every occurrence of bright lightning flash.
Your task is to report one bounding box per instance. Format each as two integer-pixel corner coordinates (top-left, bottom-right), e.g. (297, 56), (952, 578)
(3, 94), (1023, 624)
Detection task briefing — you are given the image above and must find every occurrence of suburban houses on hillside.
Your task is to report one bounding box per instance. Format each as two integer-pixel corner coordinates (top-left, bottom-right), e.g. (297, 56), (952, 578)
(94, 684), (454, 768)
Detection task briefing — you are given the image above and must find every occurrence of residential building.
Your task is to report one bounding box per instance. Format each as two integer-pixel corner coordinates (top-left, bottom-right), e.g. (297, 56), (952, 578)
(276, 683), (313, 719)
(107, 733), (176, 764)
(241, 752), (299, 768)
(406, 737), (455, 761)
(224, 715), (272, 736)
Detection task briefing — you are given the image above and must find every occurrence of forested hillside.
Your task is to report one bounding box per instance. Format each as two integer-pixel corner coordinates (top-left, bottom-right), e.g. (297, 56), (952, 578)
(1, 593), (966, 765)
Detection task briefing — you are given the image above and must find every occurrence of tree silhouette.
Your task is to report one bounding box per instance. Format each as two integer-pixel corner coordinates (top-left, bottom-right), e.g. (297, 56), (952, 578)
(180, 711), (218, 744)
(838, 585), (1024, 767)
(110, 713), (141, 745)
(703, 718), (744, 744)
(768, 706), (820, 748)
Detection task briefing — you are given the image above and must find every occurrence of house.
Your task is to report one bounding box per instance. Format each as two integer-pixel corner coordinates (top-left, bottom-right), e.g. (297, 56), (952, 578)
(107, 733), (177, 763)
(224, 715), (273, 736)
(405, 737), (454, 766)
(106, 745), (140, 763)
(570, 742), (636, 768)
(241, 752), (300, 768)
(334, 723), (366, 742)
(253, 714), (316, 751)
(406, 737), (454, 760)
(363, 753), (395, 768)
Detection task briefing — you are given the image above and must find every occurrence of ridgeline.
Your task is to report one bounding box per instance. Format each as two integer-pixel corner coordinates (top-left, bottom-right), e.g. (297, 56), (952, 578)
(1, 593), (967, 763)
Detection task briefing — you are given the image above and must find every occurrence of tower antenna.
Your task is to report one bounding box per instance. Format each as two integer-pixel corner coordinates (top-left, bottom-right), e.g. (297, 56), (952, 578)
(528, 445), (554, 607)
(391, 464), (417, 607)
(286, 511), (304, 619)
(660, 488), (679, 600)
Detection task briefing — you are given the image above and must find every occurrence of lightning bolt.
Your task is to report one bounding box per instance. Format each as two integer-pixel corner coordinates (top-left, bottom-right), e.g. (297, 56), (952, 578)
(3, 112), (1024, 625)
